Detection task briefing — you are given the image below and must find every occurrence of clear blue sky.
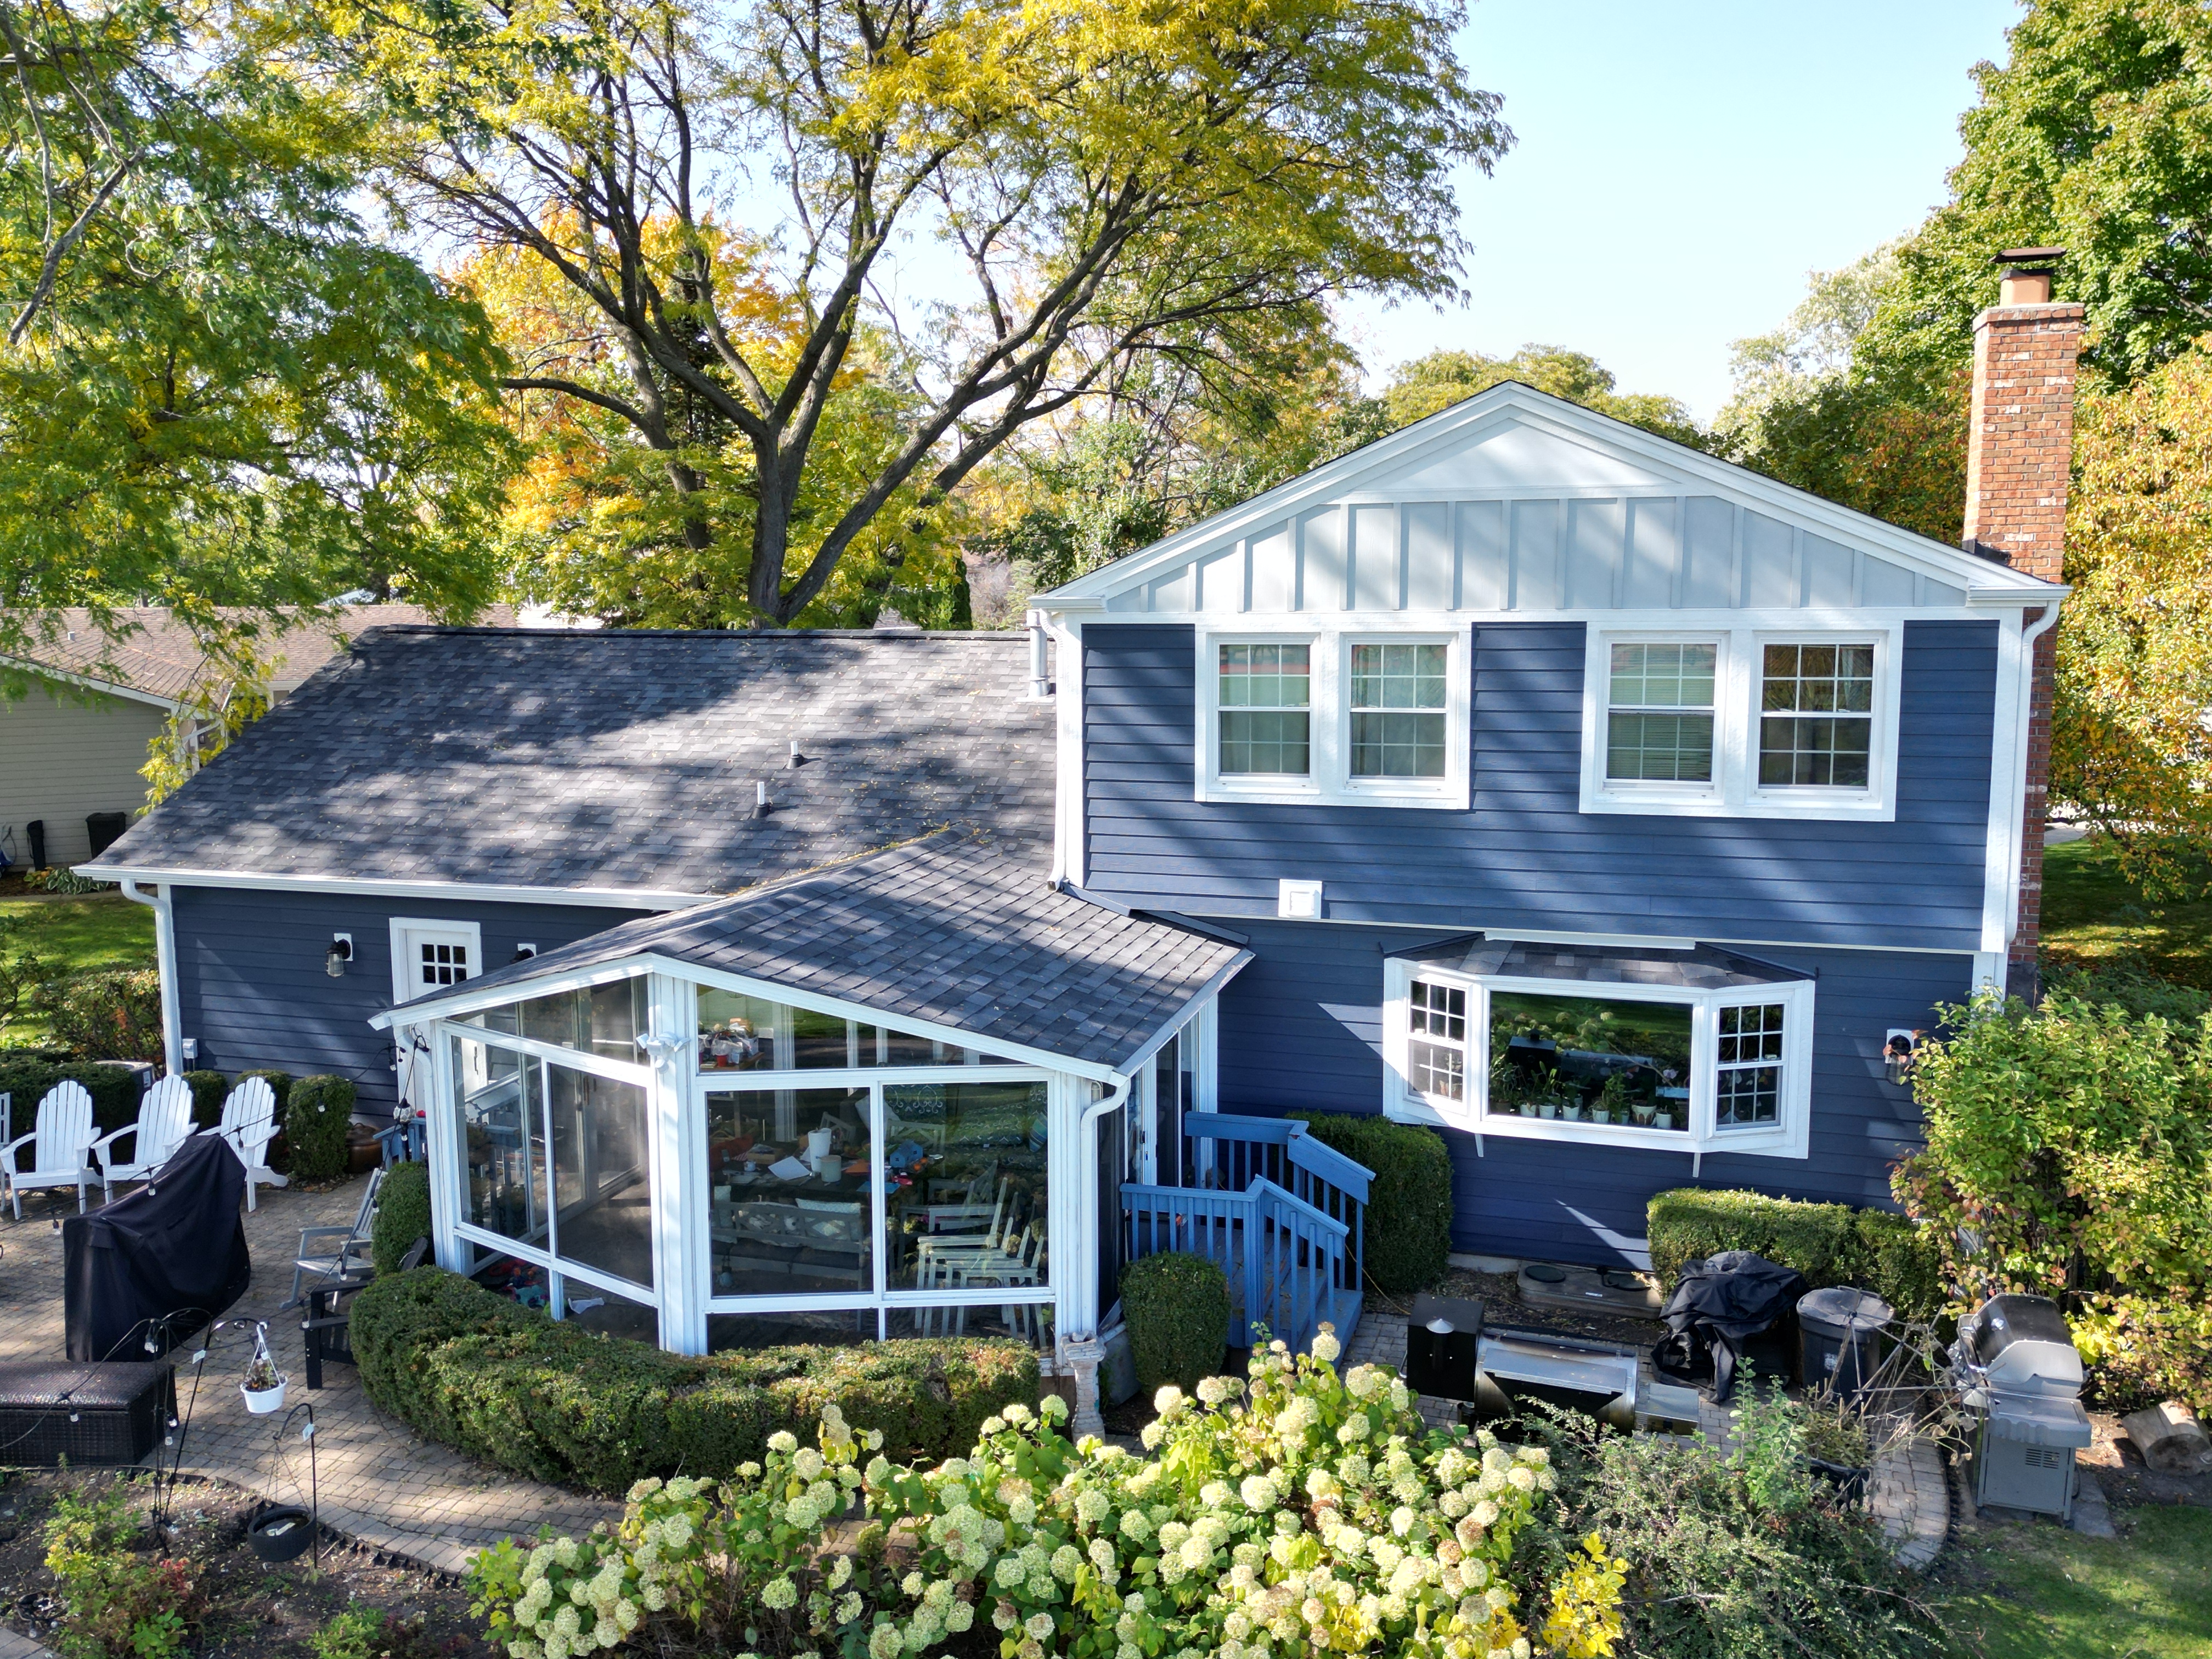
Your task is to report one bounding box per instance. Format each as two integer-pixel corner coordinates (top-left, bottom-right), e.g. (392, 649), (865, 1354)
(1339, 0), (2023, 420)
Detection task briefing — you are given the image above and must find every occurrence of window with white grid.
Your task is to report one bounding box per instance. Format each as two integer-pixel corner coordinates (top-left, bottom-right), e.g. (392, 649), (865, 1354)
(1715, 1002), (1786, 1128)
(1407, 979), (1469, 1102)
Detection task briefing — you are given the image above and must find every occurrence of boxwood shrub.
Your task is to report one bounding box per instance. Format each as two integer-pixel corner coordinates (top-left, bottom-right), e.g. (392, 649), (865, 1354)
(1286, 1110), (1454, 1294)
(1120, 1251), (1229, 1392)
(1646, 1188), (1944, 1320)
(181, 1070), (229, 1130)
(285, 1074), (356, 1180)
(371, 1158), (433, 1274)
(348, 1268), (1039, 1493)
(0, 1054), (143, 1133)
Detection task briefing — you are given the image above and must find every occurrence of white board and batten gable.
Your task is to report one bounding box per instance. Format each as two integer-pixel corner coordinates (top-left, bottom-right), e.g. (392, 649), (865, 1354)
(1039, 383), (2059, 621)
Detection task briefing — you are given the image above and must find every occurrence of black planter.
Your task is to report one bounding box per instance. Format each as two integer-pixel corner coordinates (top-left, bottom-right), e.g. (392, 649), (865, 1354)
(1807, 1457), (1871, 1506)
(245, 1504), (315, 1562)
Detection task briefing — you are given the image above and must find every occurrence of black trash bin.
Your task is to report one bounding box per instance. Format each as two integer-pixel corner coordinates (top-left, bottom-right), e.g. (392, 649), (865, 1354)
(1797, 1287), (1893, 1401)
(85, 811), (128, 857)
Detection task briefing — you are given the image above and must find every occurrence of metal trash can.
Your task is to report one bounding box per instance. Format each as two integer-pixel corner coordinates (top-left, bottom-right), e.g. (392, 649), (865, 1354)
(1405, 1293), (1485, 1402)
(1796, 1287), (1893, 1400)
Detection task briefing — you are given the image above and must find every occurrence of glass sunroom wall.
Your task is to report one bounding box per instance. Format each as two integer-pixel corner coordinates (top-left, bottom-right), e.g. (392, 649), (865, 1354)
(706, 1085), (873, 1295)
(888, 1079), (1049, 1292)
(699, 988), (1012, 1073)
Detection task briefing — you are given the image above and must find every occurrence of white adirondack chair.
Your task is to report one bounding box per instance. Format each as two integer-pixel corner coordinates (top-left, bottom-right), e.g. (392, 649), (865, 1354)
(91, 1075), (197, 1200)
(213, 1076), (289, 1210)
(1, 1081), (97, 1219)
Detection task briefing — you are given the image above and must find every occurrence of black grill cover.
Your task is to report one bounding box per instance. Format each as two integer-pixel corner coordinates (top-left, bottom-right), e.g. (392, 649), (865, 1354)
(63, 1133), (251, 1362)
(1652, 1250), (1810, 1403)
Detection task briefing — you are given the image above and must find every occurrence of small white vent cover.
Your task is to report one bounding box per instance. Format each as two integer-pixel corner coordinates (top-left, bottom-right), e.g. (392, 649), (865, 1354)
(1278, 879), (1324, 920)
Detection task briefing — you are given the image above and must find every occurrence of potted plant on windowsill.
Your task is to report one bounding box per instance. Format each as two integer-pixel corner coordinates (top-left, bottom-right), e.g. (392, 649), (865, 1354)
(241, 1326), (287, 1414)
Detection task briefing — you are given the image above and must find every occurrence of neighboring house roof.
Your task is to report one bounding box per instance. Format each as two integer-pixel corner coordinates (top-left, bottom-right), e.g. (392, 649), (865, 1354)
(1041, 381), (2065, 614)
(83, 627), (1056, 900)
(379, 833), (1249, 1075)
(3, 605), (517, 707)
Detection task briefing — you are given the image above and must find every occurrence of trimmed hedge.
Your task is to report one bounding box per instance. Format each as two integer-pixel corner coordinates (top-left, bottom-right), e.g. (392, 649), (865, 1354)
(1286, 1110), (1454, 1294)
(182, 1070), (229, 1130)
(285, 1074), (356, 1180)
(1646, 1188), (1944, 1321)
(1120, 1251), (1229, 1392)
(238, 1069), (293, 1118)
(371, 1159), (432, 1274)
(349, 1269), (1039, 1493)
(0, 1055), (143, 1133)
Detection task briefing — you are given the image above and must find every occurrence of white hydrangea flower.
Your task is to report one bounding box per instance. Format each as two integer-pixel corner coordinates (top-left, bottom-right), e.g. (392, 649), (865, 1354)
(1506, 1465), (1535, 1491)
(1139, 1422), (1164, 1450)
(1003, 1402), (1034, 1426)
(1538, 1470), (1556, 1492)
(1090, 1536), (1117, 1571)
(1310, 1328), (1341, 1363)
(551, 1606), (582, 1638)
(1482, 1447), (1513, 1475)
(769, 1431), (800, 1455)
(1154, 1385), (1186, 1417)
(1391, 1505), (1416, 1537)
(1025, 1613), (1055, 1641)
(1179, 1535), (1211, 1570)
(1336, 1454), (1370, 1486)
(612, 1601), (639, 1635)
(553, 1537), (580, 1568)
(1388, 1381), (1410, 1411)
(1052, 1544), (1083, 1581)
(1462, 1558), (1489, 1589)
(828, 1554), (853, 1588)
(793, 1448), (826, 1481)
(836, 1592), (862, 1624)
(946, 1602), (975, 1633)
(1485, 1585), (1512, 1612)
(1119, 1508), (1153, 1541)
(639, 1581), (668, 1612)
(902, 1571), (926, 1598)
(761, 1577), (798, 1610)
(1472, 1500), (1499, 1527)
(1240, 1475), (1279, 1511)
(1200, 1481), (1232, 1508)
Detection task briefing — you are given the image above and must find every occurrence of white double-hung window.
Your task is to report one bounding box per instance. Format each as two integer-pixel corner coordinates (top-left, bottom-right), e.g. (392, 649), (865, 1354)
(1580, 625), (1900, 820)
(1199, 628), (1469, 807)
(1383, 949), (1813, 1159)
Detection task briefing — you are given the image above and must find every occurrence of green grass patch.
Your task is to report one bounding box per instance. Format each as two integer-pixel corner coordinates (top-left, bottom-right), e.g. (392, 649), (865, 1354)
(1933, 1504), (2212, 1657)
(2042, 837), (2212, 989)
(0, 888), (154, 1045)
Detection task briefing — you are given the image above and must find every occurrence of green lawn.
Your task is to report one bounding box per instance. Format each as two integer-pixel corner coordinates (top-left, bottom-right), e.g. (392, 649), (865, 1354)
(1933, 1505), (2212, 1657)
(2042, 836), (2212, 989)
(0, 886), (154, 1045)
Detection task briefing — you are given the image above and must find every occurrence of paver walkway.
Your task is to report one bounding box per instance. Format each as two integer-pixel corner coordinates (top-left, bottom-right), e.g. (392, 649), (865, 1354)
(0, 1172), (618, 1575)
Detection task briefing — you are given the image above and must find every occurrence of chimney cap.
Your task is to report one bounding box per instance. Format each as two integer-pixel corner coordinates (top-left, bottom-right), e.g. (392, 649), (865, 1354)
(1994, 246), (2066, 272)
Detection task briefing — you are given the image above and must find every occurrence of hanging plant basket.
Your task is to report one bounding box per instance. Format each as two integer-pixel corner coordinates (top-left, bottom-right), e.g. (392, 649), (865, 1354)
(241, 1377), (288, 1414)
(240, 1323), (287, 1414)
(245, 1503), (315, 1561)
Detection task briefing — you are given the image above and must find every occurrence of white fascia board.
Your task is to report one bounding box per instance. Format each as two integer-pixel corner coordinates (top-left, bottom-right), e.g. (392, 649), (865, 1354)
(1, 657), (185, 713)
(78, 862), (714, 911)
(1043, 383), (2066, 607)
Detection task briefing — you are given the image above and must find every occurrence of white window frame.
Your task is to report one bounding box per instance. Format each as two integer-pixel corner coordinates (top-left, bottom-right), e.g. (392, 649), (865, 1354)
(1578, 622), (1901, 821)
(1380, 957), (1814, 1159)
(1195, 623), (1471, 809)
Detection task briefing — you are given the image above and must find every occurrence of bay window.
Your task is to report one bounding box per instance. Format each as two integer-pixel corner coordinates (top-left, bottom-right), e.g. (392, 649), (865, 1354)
(1385, 949), (1813, 1158)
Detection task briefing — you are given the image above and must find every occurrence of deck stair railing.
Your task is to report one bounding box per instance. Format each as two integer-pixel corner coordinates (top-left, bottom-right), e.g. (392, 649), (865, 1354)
(1119, 1113), (1370, 1354)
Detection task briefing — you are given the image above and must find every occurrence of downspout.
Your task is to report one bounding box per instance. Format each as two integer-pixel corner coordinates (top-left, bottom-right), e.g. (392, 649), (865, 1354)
(1064, 1070), (1131, 1440)
(1025, 608), (1053, 701)
(2004, 601), (2066, 983)
(118, 878), (182, 1076)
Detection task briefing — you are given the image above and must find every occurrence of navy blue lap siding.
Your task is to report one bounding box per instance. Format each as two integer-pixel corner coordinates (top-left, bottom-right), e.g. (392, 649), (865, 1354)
(169, 886), (652, 1119)
(1084, 620), (1998, 952)
(1210, 917), (1971, 1267)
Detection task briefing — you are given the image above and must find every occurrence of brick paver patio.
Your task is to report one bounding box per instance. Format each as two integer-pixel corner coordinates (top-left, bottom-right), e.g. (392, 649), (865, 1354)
(0, 1172), (617, 1575)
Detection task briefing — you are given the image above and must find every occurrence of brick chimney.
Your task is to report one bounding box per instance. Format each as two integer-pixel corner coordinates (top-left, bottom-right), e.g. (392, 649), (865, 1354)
(1961, 247), (2082, 996)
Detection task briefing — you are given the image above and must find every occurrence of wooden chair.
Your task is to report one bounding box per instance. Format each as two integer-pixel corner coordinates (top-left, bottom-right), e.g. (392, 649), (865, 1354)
(1, 1081), (97, 1219)
(285, 1164), (385, 1308)
(90, 1075), (196, 1200)
(213, 1076), (289, 1210)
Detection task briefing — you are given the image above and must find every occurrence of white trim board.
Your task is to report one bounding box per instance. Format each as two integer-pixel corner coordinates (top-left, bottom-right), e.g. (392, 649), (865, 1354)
(83, 862), (713, 910)
(0, 656), (187, 713)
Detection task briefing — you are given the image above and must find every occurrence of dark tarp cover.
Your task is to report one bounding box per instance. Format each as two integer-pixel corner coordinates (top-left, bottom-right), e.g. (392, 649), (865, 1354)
(64, 1133), (251, 1361)
(1652, 1250), (1810, 1403)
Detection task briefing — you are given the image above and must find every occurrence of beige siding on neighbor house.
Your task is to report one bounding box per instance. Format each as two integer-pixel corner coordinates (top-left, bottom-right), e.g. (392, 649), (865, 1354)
(0, 681), (168, 865)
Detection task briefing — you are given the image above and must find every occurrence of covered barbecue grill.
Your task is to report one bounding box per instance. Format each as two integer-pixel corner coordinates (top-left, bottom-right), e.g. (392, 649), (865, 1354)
(1948, 1293), (2091, 1520)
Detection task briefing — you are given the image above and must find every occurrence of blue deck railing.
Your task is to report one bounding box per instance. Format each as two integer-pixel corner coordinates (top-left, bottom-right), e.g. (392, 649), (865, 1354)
(1120, 1114), (1371, 1355)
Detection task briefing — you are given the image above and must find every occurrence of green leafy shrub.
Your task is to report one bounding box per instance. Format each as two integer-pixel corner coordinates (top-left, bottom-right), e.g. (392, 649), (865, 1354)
(1646, 1189), (1945, 1321)
(42, 1486), (199, 1659)
(348, 1269), (1037, 1493)
(0, 1056), (145, 1134)
(2041, 952), (2211, 1023)
(1897, 990), (2212, 1412)
(22, 867), (111, 895)
(467, 1331), (1625, 1659)
(1119, 1251), (1228, 1393)
(372, 1158), (433, 1274)
(181, 1069), (229, 1130)
(40, 968), (162, 1062)
(1287, 1109), (1454, 1293)
(1539, 1408), (1949, 1659)
(285, 1074), (357, 1180)
(311, 1607), (436, 1659)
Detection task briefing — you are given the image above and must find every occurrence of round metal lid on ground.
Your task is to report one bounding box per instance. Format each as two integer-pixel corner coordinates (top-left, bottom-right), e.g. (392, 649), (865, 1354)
(1797, 1286), (1894, 1336)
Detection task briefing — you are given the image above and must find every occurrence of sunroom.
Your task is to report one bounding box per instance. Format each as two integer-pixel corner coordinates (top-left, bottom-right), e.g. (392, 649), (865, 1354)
(370, 837), (1251, 1377)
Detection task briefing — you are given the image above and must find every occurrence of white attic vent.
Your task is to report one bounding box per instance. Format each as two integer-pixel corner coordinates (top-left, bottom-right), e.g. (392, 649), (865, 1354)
(1278, 879), (1324, 920)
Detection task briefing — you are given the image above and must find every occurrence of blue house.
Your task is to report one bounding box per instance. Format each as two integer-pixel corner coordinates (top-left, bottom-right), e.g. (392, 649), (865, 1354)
(80, 274), (2078, 1424)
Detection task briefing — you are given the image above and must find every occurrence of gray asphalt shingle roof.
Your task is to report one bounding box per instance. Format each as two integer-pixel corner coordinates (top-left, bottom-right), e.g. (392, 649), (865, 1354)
(84, 627), (1056, 896)
(1395, 936), (1812, 989)
(387, 833), (1250, 1073)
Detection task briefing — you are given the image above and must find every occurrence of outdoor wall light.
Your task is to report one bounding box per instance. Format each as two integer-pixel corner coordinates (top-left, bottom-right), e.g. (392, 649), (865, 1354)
(325, 934), (353, 978)
(512, 943), (538, 963)
(1883, 1029), (1923, 1086)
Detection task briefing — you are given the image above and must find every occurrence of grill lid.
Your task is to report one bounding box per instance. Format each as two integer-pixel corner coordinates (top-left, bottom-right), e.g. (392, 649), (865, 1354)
(1961, 1294), (2083, 1395)
(1982, 1391), (2095, 1448)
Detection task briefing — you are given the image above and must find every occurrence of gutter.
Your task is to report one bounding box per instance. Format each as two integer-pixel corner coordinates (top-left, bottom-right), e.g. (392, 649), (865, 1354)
(116, 877), (183, 1075)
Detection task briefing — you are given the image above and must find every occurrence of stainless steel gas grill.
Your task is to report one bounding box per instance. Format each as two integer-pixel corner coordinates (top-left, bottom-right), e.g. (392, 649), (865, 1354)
(1948, 1293), (2092, 1521)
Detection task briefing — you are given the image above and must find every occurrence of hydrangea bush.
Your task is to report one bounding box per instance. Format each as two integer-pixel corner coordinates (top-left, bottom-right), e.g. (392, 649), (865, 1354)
(466, 1329), (1624, 1659)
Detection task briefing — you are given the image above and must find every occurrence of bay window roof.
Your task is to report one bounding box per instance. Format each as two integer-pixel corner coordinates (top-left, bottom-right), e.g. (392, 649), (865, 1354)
(1392, 935), (1812, 990)
(381, 834), (1250, 1074)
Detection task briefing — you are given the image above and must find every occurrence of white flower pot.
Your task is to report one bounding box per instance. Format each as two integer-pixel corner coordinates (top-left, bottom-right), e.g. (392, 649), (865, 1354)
(242, 1378), (289, 1415)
